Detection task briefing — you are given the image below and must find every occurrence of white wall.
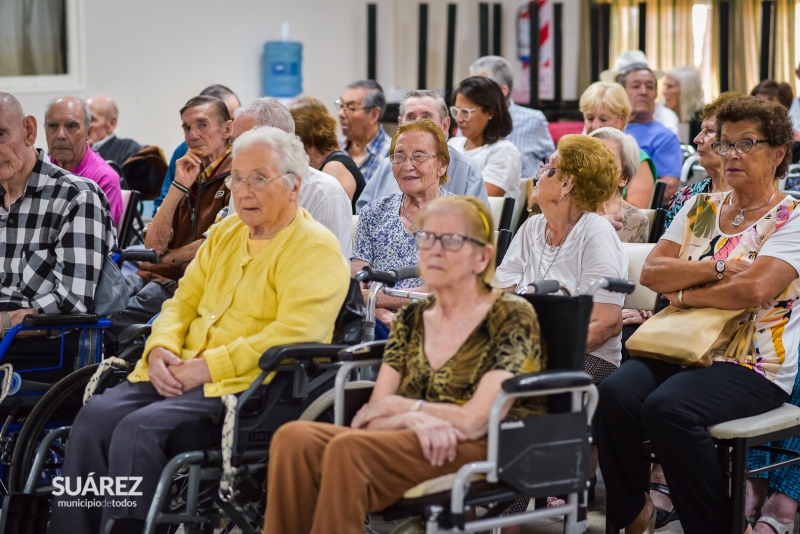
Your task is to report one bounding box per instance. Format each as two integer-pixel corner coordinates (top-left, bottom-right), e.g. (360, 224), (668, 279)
(6, 0), (581, 155)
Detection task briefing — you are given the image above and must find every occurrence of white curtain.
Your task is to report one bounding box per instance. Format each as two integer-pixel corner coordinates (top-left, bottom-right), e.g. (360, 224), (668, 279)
(0, 0), (65, 77)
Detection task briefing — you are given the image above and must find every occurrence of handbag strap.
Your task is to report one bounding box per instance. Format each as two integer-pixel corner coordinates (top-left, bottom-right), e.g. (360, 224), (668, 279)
(722, 309), (758, 365)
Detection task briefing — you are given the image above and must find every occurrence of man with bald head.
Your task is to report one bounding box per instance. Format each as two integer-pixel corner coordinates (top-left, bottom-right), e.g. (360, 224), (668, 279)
(0, 92), (115, 349)
(87, 94), (142, 164)
(45, 96), (123, 225)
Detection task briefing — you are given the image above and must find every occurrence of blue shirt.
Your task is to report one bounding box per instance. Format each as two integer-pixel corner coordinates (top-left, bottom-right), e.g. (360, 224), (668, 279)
(340, 125), (391, 183)
(625, 122), (682, 179)
(355, 146), (488, 213)
(507, 101), (556, 178)
(152, 142), (188, 215)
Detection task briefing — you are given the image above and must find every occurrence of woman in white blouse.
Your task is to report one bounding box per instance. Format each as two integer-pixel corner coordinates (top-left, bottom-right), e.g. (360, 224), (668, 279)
(448, 76), (522, 201)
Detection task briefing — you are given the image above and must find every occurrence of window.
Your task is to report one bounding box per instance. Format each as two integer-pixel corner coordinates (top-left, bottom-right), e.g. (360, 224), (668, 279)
(0, 0), (84, 93)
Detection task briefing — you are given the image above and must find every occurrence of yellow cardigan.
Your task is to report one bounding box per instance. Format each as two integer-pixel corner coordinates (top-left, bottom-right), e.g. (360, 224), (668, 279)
(129, 208), (350, 397)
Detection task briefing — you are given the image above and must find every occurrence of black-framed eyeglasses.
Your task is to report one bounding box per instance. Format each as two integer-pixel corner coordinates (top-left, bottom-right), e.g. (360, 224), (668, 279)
(414, 230), (487, 252)
(711, 139), (769, 156)
(225, 172), (291, 192)
(334, 98), (372, 115)
(388, 152), (438, 166)
(537, 161), (557, 178)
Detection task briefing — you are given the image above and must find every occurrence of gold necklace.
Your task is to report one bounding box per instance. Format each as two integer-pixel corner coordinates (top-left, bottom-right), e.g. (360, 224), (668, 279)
(727, 190), (777, 226)
(401, 195), (417, 231)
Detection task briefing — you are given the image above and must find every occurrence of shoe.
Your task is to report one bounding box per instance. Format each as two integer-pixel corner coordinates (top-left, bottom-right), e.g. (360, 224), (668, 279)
(755, 515), (794, 534)
(649, 482), (679, 528)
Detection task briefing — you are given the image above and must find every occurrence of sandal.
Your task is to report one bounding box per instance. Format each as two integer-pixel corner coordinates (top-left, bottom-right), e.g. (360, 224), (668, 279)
(649, 482), (679, 528)
(755, 516), (794, 534)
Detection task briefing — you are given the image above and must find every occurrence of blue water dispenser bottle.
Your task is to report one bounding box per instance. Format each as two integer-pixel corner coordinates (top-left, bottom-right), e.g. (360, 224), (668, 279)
(262, 23), (303, 98)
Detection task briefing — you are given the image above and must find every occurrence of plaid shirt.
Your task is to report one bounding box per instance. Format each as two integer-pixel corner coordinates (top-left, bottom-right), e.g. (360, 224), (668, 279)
(0, 150), (116, 314)
(340, 125), (391, 183)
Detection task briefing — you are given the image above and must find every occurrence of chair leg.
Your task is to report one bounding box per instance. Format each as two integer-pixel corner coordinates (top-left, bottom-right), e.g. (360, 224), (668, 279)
(729, 439), (747, 534)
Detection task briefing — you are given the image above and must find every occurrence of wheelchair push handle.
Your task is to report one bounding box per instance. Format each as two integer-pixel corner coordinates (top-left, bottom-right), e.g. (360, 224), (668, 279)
(354, 265), (420, 287)
(586, 277), (636, 296)
(519, 280), (562, 295)
(114, 248), (158, 264)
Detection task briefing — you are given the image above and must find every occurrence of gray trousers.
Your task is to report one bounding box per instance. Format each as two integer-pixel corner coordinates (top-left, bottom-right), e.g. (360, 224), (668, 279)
(48, 380), (222, 534)
(105, 275), (176, 343)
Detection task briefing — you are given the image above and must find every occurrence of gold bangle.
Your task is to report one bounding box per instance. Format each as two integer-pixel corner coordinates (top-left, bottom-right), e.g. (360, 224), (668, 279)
(409, 399), (424, 412)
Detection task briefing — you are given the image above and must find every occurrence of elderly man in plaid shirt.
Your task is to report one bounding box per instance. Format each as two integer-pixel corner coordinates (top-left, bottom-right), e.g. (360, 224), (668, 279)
(0, 92), (115, 369)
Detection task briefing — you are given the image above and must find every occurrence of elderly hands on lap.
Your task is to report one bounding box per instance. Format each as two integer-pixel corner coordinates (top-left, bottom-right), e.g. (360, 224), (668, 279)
(148, 346), (212, 397)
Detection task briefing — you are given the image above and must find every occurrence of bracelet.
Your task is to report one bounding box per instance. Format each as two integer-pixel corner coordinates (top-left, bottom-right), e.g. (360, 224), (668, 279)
(171, 181), (190, 194)
(678, 289), (685, 306)
(409, 399), (424, 412)
(0, 311), (11, 338)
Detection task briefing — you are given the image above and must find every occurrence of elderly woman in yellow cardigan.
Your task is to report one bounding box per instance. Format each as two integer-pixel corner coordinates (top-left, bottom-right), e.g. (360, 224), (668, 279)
(48, 126), (350, 534)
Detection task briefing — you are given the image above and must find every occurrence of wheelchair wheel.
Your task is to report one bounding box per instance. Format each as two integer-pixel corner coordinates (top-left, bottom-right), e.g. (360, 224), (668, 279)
(7, 363), (129, 493)
(298, 380), (375, 422)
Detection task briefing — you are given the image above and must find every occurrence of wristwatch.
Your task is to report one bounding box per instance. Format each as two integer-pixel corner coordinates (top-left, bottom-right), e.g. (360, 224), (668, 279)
(715, 260), (726, 280)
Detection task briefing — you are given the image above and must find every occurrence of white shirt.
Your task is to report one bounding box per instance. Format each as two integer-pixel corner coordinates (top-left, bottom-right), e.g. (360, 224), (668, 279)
(447, 137), (521, 202)
(654, 104), (681, 139)
(229, 168), (352, 257)
(789, 98), (800, 132)
(493, 212), (628, 366)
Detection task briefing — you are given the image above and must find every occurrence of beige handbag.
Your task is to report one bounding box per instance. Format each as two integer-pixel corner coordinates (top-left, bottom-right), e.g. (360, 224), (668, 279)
(626, 305), (755, 367)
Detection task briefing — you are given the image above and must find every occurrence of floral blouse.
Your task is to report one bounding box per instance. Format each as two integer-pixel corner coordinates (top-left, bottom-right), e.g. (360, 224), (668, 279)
(663, 192), (800, 394)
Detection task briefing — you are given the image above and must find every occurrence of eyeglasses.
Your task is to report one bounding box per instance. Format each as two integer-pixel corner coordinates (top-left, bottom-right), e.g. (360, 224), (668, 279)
(711, 139), (769, 156)
(388, 152), (438, 166)
(537, 162), (558, 178)
(449, 106), (479, 120)
(414, 231), (487, 252)
(225, 172), (290, 192)
(334, 99), (371, 115)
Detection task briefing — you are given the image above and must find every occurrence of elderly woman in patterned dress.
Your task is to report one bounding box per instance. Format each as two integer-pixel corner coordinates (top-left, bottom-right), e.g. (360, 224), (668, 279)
(351, 119), (452, 332)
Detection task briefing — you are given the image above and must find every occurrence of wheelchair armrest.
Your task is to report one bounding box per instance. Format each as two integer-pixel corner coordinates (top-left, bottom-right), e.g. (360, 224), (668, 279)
(118, 323), (153, 345)
(502, 370), (593, 394)
(23, 313), (100, 327)
(336, 341), (387, 361)
(258, 343), (350, 372)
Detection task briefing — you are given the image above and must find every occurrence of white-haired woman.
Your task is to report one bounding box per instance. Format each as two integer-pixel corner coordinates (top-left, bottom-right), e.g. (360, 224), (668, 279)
(662, 66), (705, 145)
(590, 127), (649, 244)
(48, 126), (351, 534)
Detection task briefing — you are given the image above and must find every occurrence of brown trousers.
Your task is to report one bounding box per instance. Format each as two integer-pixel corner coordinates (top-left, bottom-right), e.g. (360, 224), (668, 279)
(263, 421), (488, 534)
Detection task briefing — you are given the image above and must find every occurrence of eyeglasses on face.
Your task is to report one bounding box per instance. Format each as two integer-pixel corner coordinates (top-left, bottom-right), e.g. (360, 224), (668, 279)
(414, 230), (487, 252)
(537, 162), (558, 178)
(449, 106), (479, 120)
(711, 139), (769, 156)
(225, 172), (290, 192)
(388, 152), (438, 166)
(334, 99), (371, 115)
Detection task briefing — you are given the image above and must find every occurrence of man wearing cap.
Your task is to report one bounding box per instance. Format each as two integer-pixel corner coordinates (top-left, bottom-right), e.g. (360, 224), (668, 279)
(601, 52), (682, 204)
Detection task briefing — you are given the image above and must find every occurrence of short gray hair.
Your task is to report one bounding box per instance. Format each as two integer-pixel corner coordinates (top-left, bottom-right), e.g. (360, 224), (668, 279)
(345, 80), (386, 118)
(588, 127), (640, 181)
(45, 96), (91, 132)
(469, 55), (514, 93)
(235, 98), (295, 134)
(232, 126), (307, 189)
(617, 65), (653, 87)
(399, 90), (448, 122)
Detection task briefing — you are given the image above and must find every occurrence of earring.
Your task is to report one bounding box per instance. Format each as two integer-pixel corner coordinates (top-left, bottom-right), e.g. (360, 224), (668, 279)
(560, 195), (566, 201)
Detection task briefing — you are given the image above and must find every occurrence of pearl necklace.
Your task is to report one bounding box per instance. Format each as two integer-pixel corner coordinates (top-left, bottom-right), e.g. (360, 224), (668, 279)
(727, 190), (777, 226)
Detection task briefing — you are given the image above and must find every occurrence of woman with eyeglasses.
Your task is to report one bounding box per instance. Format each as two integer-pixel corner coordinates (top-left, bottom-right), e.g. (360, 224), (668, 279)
(596, 96), (800, 534)
(494, 134), (627, 385)
(448, 76), (522, 200)
(352, 119), (453, 334)
(49, 126), (351, 533)
(265, 195), (544, 533)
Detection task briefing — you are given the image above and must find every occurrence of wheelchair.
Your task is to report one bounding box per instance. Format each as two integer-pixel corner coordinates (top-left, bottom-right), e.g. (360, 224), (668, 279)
(0, 249), (157, 499)
(2, 266), (416, 534)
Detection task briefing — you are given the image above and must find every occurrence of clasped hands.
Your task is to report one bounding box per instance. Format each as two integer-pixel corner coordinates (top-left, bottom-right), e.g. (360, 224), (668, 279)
(351, 395), (466, 467)
(148, 346), (211, 397)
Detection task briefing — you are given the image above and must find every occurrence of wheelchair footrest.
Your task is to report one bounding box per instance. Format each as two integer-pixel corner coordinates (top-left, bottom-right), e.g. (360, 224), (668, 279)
(0, 493), (51, 534)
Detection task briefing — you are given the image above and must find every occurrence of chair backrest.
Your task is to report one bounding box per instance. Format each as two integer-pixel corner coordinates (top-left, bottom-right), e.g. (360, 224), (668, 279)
(487, 197), (505, 232)
(650, 181), (666, 210)
(519, 293), (593, 372)
(117, 189), (141, 249)
(648, 207), (667, 243)
(512, 178), (533, 230)
(122, 146), (168, 200)
(622, 243), (658, 311)
(641, 208), (656, 232)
